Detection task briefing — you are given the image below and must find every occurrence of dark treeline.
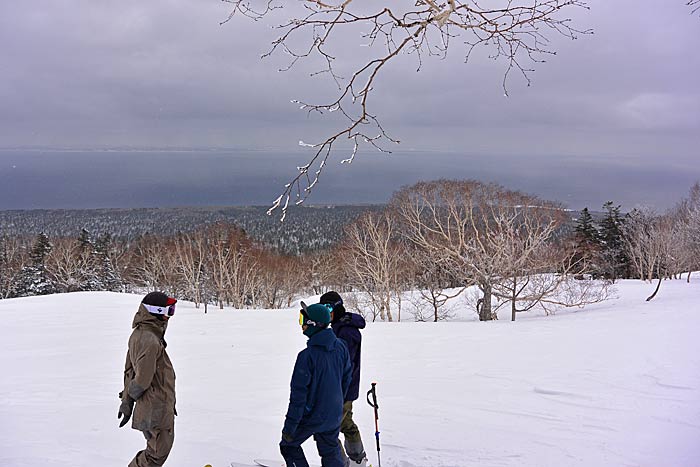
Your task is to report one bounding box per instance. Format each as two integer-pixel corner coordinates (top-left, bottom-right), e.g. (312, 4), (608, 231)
(0, 223), (318, 309)
(0, 205), (381, 255)
(1, 180), (698, 320)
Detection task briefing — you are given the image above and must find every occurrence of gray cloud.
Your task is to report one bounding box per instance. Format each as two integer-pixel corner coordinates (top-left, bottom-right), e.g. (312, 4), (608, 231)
(0, 0), (698, 208)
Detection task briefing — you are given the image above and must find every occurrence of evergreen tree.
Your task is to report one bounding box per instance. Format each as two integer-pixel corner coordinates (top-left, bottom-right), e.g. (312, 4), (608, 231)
(18, 233), (56, 296)
(597, 202), (630, 281)
(572, 208), (601, 276)
(575, 208), (598, 243)
(74, 228), (102, 291)
(94, 233), (123, 292)
(78, 228), (92, 250)
(29, 232), (52, 266)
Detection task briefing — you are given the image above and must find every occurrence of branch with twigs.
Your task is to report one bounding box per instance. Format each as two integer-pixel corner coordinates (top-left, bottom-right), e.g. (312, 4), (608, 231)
(690, 0), (700, 15)
(222, 1), (590, 220)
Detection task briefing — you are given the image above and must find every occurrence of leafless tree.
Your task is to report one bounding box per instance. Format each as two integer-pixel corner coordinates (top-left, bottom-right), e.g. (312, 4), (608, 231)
(307, 249), (346, 295)
(204, 223), (253, 309)
(251, 252), (307, 308)
(668, 181), (700, 282)
(622, 207), (683, 301)
(494, 245), (611, 319)
(623, 209), (678, 282)
(485, 202), (565, 321)
(645, 215), (680, 301)
(393, 180), (536, 320)
(0, 235), (28, 299)
(623, 208), (653, 282)
(173, 230), (208, 308)
(223, 0), (591, 219)
(392, 179), (608, 320)
(535, 271), (612, 312)
(406, 243), (462, 321)
(341, 209), (408, 321)
(684, 204), (700, 281)
(45, 237), (93, 293)
(129, 234), (175, 292)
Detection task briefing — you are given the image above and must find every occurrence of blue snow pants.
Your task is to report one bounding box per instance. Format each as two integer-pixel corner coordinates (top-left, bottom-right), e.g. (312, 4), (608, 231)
(279, 425), (343, 467)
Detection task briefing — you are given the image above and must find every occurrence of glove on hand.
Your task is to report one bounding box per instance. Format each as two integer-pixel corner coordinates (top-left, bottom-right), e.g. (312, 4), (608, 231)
(281, 431), (294, 443)
(118, 396), (135, 428)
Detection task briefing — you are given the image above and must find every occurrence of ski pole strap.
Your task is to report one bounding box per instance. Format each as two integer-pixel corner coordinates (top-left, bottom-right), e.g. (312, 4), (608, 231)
(366, 382), (379, 412)
(366, 382), (381, 463)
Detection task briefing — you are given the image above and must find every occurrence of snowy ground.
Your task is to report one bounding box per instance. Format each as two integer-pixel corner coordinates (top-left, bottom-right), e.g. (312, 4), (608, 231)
(1, 278), (699, 467)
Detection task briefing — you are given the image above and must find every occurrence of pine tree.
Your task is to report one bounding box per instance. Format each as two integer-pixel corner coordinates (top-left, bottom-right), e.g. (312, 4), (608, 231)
(575, 208), (598, 243)
(18, 233), (56, 296)
(29, 232), (52, 266)
(77, 228), (92, 250)
(74, 228), (102, 291)
(597, 202), (629, 281)
(573, 208), (601, 276)
(94, 233), (123, 292)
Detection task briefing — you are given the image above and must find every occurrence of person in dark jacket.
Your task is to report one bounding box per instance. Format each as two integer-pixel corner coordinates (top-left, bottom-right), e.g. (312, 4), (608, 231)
(118, 292), (178, 467)
(280, 302), (352, 467)
(321, 291), (368, 467)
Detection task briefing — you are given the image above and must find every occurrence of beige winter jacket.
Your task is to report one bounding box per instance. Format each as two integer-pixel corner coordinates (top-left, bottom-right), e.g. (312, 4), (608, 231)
(121, 304), (176, 432)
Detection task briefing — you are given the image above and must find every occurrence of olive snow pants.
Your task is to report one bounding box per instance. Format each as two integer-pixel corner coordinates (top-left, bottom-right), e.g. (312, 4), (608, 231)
(338, 401), (366, 462)
(128, 421), (175, 467)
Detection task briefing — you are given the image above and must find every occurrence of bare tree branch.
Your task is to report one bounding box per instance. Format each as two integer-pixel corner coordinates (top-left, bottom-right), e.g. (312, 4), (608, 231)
(223, 1), (591, 219)
(689, 0), (700, 15)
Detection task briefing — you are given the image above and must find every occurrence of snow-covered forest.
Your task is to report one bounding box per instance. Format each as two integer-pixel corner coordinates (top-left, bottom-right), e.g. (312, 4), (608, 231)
(0, 205), (379, 255)
(1, 180), (698, 322)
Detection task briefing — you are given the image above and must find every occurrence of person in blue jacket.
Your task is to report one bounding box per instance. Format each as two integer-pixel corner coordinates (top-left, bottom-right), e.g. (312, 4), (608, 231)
(280, 302), (352, 467)
(321, 291), (368, 467)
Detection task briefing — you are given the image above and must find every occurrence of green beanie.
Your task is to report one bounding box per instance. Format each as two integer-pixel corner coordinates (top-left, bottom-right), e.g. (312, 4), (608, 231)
(302, 303), (332, 337)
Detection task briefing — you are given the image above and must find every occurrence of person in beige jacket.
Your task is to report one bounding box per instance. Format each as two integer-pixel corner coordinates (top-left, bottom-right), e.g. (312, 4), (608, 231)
(118, 292), (177, 467)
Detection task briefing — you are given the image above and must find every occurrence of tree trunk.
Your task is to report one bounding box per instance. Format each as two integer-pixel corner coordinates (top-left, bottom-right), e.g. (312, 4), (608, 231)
(479, 282), (493, 321)
(511, 277), (517, 322)
(645, 277), (662, 301)
(397, 294), (401, 323)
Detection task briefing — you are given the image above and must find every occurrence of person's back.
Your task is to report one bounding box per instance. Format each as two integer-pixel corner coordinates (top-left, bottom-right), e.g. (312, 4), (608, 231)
(330, 310), (365, 402)
(286, 327), (350, 433)
(322, 291), (368, 466)
(281, 303), (352, 467)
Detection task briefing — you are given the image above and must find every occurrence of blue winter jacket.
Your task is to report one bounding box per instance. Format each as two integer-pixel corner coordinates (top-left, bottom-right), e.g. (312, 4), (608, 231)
(331, 312), (366, 401)
(283, 328), (352, 436)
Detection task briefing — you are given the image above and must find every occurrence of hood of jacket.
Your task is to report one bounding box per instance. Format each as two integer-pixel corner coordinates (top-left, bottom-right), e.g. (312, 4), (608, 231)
(332, 312), (366, 332)
(132, 303), (168, 337)
(306, 328), (337, 351)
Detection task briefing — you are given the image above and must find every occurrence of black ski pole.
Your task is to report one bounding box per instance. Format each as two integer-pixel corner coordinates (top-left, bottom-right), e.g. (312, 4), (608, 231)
(366, 382), (381, 467)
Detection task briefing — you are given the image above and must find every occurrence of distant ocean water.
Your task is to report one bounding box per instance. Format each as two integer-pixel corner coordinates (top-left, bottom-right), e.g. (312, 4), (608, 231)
(0, 149), (697, 211)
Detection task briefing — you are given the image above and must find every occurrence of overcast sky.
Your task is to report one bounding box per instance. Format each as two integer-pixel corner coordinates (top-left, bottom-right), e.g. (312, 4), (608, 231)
(0, 0), (698, 210)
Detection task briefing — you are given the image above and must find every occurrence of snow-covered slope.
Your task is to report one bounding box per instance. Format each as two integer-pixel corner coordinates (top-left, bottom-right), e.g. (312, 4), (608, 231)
(1, 278), (699, 467)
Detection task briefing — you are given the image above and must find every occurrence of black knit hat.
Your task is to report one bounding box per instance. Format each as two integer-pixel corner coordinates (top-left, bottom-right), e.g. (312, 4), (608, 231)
(142, 291), (177, 307)
(320, 291), (345, 322)
(319, 291), (343, 308)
